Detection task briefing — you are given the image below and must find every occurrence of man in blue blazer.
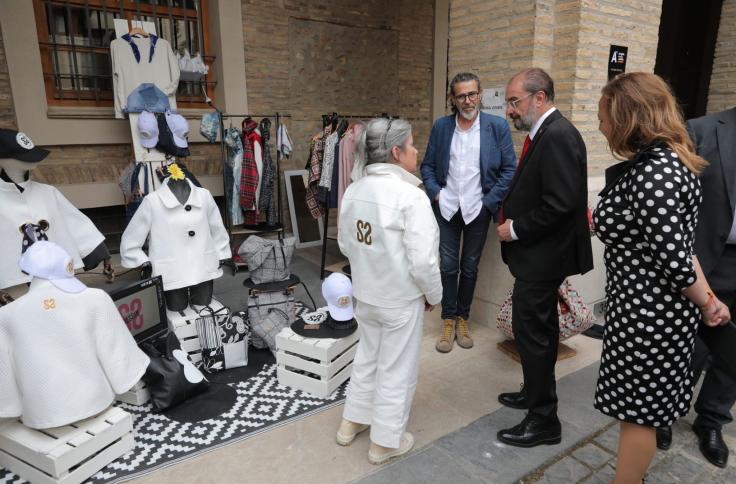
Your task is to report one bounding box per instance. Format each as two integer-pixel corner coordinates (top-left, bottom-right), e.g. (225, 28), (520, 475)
(421, 72), (516, 353)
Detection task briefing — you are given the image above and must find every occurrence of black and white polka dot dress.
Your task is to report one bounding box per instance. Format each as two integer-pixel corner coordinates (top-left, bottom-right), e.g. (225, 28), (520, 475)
(593, 145), (701, 428)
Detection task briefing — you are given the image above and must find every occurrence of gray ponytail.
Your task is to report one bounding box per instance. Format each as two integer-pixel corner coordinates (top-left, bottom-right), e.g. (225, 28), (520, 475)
(352, 117), (412, 181)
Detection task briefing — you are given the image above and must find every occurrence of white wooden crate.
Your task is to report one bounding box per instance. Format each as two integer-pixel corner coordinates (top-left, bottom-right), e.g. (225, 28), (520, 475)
(167, 298), (225, 365)
(275, 327), (359, 398)
(115, 379), (150, 406)
(0, 407), (134, 484)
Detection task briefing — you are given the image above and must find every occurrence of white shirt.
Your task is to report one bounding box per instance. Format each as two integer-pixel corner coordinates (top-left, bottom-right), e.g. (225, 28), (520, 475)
(0, 279), (149, 429)
(120, 178), (231, 291)
(439, 114), (483, 223)
(110, 35), (180, 119)
(509, 107), (557, 240)
(338, 163), (442, 308)
(0, 176), (105, 290)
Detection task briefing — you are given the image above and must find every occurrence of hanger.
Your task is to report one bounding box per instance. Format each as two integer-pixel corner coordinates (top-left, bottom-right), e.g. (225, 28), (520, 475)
(128, 20), (149, 37)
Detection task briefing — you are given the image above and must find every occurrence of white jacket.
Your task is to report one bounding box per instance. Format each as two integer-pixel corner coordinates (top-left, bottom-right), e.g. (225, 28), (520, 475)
(0, 176), (105, 290)
(0, 279), (149, 429)
(338, 163), (442, 308)
(120, 179), (231, 291)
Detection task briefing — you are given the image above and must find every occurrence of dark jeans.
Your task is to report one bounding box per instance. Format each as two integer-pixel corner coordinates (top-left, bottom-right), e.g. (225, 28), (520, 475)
(433, 204), (491, 320)
(512, 277), (564, 419)
(691, 286), (736, 431)
(164, 279), (214, 311)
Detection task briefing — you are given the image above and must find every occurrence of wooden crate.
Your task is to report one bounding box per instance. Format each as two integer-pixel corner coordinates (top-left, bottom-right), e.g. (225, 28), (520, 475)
(115, 380), (150, 406)
(275, 327), (359, 398)
(0, 407), (133, 484)
(167, 297), (225, 365)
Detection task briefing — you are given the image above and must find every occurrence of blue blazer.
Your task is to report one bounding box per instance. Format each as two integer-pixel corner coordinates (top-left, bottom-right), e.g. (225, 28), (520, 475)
(420, 112), (516, 221)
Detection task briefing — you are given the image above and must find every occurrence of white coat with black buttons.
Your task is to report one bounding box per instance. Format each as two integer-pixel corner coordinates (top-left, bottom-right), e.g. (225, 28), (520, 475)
(120, 178), (231, 291)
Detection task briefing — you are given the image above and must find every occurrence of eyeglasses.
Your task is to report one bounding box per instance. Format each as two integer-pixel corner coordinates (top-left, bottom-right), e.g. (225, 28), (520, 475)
(505, 92), (535, 110)
(454, 91), (479, 103)
(381, 118), (394, 149)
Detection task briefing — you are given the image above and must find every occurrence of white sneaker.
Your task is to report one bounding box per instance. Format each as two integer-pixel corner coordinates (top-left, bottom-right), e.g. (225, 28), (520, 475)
(368, 432), (415, 465)
(336, 419), (369, 446)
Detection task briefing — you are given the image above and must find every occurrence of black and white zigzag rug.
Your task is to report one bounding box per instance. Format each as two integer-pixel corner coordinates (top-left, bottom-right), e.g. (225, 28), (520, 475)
(0, 332), (350, 483)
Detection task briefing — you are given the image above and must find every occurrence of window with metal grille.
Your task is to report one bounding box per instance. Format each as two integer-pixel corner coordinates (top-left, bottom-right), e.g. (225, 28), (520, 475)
(32, 0), (214, 109)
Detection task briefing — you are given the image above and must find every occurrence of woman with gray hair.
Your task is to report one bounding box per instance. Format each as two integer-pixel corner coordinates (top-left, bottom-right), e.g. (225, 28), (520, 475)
(335, 118), (442, 464)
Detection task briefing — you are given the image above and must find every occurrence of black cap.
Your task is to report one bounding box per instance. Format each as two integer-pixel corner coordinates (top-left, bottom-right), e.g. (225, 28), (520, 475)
(0, 129), (49, 163)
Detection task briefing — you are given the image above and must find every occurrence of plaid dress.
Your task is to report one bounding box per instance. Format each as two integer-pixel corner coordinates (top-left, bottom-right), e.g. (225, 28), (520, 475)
(258, 118), (276, 225)
(305, 124), (332, 219)
(240, 118), (260, 221)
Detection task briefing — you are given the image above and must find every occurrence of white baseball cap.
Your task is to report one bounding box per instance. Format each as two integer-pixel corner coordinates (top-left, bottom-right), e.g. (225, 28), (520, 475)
(166, 111), (189, 148)
(138, 110), (159, 149)
(19, 241), (87, 293)
(322, 273), (354, 321)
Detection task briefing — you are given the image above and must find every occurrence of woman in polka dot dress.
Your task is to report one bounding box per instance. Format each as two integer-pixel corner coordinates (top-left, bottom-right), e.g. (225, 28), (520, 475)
(594, 72), (731, 483)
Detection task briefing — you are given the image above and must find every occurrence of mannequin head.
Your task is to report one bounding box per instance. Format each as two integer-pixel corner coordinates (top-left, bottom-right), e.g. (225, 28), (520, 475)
(0, 158), (38, 182)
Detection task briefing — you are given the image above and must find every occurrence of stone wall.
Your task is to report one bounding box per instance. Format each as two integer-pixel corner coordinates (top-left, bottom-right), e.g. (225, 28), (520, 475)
(242, 0), (435, 172)
(448, 0), (662, 176)
(707, 0), (736, 113)
(0, 22), (16, 129)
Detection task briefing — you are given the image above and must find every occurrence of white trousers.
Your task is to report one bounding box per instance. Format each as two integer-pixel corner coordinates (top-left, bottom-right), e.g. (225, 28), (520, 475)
(342, 297), (424, 448)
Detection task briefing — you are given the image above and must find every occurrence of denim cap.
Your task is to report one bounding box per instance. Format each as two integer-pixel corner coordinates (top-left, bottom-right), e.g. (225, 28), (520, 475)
(125, 83), (170, 114)
(199, 111), (220, 143)
(138, 110), (159, 148)
(166, 111), (189, 148)
(19, 241), (87, 293)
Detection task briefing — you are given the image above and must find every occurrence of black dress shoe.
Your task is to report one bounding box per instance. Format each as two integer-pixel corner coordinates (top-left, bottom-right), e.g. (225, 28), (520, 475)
(656, 426), (672, 450)
(693, 424), (729, 468)
(497, 415), (561, 448)
(498, 391), (528, 409)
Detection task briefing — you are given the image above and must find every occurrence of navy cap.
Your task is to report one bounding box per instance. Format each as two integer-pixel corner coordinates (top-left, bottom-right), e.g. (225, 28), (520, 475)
(0, 129), (49, 163)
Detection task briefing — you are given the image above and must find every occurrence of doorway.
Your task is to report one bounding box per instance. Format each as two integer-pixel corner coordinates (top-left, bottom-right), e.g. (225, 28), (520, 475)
(654, 0), (723, 120)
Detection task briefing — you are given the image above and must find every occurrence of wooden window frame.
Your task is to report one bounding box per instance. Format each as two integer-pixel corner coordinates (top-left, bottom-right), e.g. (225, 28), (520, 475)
(32, 0), (214, 110)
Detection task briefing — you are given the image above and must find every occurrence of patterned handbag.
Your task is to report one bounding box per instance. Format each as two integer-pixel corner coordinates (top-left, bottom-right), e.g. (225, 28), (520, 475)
(238, 236), (296, 284)
(496, 279), (595, 341)
(247, 288), (296, 351)
(195, 306), (250, 372)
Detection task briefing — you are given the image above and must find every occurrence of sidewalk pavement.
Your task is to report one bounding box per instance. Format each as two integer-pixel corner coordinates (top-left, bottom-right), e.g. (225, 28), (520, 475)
(355, 362), (736, 484)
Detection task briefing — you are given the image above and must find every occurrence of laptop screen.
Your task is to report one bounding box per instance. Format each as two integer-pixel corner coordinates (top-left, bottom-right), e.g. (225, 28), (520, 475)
(109, 276), (167, 343)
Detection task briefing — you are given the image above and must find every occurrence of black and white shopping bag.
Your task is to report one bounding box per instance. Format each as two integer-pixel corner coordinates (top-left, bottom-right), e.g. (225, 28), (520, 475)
(195, 306), (250, 372)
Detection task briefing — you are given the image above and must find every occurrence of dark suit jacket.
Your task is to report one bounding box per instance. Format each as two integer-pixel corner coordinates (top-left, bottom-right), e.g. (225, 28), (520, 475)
(688, 107), (736, 277)
(420, 112), (517, 221)
(500, 109), (593, 281)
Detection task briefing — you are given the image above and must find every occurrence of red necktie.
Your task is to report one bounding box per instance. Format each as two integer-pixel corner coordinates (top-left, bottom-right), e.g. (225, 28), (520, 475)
(499, 135), (532, 224)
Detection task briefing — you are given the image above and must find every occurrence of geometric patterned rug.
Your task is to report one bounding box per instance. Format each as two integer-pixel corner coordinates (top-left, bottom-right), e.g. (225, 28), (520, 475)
(0, 363), (349, 484)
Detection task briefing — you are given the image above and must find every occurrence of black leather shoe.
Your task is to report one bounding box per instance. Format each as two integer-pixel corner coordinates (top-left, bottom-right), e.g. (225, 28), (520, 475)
(693, 424), (729, 468)
(656, 426), (672, 450)
(497, 415), (561, 448)
(498, 391), (528, 409)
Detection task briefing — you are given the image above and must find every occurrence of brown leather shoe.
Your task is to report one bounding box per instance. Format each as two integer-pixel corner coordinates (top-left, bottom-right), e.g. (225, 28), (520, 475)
(436, 319), (455, 353)
(456, 317), (474, 349)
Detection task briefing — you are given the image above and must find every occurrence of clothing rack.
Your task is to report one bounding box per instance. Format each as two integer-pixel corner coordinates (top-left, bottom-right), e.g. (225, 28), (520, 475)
(216, 111), (292, 241)
(318, 112), (393, 279)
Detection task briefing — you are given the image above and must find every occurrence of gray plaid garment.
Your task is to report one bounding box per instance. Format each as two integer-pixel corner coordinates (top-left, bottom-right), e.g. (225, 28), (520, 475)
(238, 235), (296, 284)
(247, 289), (295, 351)
(258, 118), (276, 225)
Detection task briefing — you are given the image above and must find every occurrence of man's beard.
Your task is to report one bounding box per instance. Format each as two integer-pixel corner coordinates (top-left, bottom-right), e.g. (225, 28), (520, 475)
(511, 104), (538, 131)
(458, 105), (479, 121)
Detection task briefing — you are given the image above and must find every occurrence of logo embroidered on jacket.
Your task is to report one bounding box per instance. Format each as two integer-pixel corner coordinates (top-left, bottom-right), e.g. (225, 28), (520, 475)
(356, 220), (372, 245)
(42, 298), (56, 310)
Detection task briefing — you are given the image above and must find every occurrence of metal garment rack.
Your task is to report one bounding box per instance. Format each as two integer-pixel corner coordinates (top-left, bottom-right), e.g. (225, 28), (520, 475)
(318, 112), (394, 279)
(214, 111), (292, 240)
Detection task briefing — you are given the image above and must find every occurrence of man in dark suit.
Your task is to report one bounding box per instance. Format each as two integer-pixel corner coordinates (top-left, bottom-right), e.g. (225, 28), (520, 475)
(496, 68), (593, 447)
(655, 107), (736, 468)
(421, 72), (516, 353)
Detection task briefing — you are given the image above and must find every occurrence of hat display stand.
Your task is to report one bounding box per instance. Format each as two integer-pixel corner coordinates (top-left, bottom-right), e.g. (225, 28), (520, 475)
(0, 407), (134, 484)
(275, 326), (358, 398)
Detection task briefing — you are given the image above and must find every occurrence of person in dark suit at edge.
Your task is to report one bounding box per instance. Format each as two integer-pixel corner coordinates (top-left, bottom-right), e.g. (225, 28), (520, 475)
(495, 67), (593, 447)
(655, 107), (736, 468)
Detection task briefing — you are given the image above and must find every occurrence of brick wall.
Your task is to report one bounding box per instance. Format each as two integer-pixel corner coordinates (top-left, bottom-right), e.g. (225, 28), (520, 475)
(0, 22), (16, 129)
(242, 0), (435, 171)
(448, 0), (662, 176)
(707, 0), (736, 113)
